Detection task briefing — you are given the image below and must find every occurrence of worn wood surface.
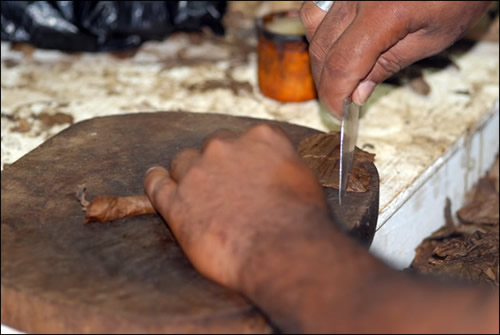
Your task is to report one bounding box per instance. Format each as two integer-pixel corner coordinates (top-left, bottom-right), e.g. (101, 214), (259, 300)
(1, 112), (378, 334)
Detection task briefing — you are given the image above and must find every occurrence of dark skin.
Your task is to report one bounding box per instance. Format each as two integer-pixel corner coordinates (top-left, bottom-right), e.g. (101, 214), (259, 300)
(145, 126), (498, 333)
(299, 1), (491, 117)
(144, 2), (498, 333)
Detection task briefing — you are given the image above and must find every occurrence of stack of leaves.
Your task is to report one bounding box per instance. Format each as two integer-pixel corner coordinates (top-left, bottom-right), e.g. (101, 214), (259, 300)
(409, 156), (499, 287)
(298, 133), (376, 193)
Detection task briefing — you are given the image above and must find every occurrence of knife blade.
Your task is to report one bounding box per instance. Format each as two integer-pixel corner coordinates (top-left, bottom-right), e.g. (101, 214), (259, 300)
(312, 1), (334, 11)
(310, 0), (360, 206)
(339, 99), (360, 206)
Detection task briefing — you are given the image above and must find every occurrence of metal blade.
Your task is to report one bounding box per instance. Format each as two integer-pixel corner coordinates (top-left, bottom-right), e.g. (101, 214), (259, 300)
(339, 99), (360, 206)
(312, 1), (334, 12)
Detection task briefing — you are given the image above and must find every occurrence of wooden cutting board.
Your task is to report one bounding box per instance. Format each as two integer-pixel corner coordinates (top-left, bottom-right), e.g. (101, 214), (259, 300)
(1, 112), (379, 334)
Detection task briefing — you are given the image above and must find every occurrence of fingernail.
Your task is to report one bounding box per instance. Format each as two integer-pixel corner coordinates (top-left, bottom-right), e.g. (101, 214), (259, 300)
(353, 81), (376, 105)
(146, 166), (160, 175)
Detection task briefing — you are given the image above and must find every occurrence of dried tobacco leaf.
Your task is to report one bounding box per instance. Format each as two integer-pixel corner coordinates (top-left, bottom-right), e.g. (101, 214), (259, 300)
(458, 177), (499, 226)
(457, 198), (499, 226)
(76, 185), (156, 224)
(186, 78), (253, 96)
(410, 229), (499, 286)
(298, 133), (375, 192)
(409, 76), (431, 96)
(10, 118), (31, 133)
(409, 154), (499, 287)
(488, 155), (499, 193)
(35, 112), (74, 127)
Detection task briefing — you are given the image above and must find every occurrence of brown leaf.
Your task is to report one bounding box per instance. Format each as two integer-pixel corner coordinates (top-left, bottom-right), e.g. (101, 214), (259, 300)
(409, 76), (431, 95)
(488, 155), (499, 193)
(411, 230), (499, 286)
(35, 112), (74, 127)
(457, 197), (499, 225)
(75, 186), (155, 224)
(298, 133), (375, 193)
(10, 118), (31, 133)
(410, 167), (499, 287)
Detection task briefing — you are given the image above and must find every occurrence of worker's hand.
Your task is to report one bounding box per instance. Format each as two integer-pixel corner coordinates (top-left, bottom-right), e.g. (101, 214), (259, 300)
(299, 1), (490, 118)
(144, 125), (330, 290)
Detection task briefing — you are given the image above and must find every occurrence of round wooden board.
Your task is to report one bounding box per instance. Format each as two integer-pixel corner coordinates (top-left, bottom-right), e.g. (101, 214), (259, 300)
(1, 112), (378, 334)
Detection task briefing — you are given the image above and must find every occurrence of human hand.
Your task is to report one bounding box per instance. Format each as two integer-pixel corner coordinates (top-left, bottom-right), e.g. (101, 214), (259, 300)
(144, 125), (331, 290)
(144, 126), (499, 335)
(299, 1), (490, 118)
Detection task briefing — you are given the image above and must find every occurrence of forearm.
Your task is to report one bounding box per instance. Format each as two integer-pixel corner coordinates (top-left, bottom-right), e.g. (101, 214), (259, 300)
(239, 210), (387, 333)
(357, 274), (499, 334)
(239, 213), (499, 333)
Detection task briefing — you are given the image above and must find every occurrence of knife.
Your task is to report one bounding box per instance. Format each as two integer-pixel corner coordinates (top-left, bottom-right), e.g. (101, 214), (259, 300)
(311, 0), (360, 206)
(339, 99), (360, 206)
(312, 1), (334, 11)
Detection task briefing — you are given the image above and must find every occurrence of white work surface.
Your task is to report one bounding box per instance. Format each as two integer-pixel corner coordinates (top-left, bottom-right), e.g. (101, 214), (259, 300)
(1, 35), (499, 334)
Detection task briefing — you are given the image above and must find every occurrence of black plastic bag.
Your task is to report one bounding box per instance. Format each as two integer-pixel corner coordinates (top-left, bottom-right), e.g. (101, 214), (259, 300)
(1, 1), (227, 52)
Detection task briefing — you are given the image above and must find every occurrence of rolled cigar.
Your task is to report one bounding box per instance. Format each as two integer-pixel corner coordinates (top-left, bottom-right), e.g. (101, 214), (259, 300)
(76, 185), (156, 224)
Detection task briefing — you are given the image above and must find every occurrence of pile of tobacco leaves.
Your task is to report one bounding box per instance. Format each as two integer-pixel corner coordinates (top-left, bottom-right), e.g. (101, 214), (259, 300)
(408, 155), (499, 287)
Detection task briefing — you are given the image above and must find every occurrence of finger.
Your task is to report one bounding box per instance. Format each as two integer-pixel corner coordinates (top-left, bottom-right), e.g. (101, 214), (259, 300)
(170, 149), (201, 182)
(201, 129), (238, 152)
(299, 1), (327, 42)
(318, 5), (410, 117)
(242, 124), (295, 155)
(308, 1), (358, 85)
(352, 32), (451, 103)
(144, 166), (177, 220)
(354, 0), (492, 96)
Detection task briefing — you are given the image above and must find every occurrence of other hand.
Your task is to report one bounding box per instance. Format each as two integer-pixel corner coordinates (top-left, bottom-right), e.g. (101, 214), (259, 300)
(144, 125), (330, 290)
(299, 1), (490, 118)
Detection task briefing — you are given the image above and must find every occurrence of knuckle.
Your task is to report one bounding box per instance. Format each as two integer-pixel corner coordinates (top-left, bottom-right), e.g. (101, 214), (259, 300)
(181, 162), (205, 185)
(246, 124), (294, 150)
(387, 5), (409, 27)
(322, 51), (350, 79)
(204, 137), (230, 156)
(366, 2), (408, 29)
(247, 124), (279, 139)
(170, 153), (183, 170)
(377, 53), (403, 76)
(171, 149), (197, 170)
(308, 39), (327, 65)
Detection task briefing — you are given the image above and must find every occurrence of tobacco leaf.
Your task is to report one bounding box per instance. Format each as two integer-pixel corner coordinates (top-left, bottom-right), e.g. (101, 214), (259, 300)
(76, 185), (155, 224)
(34, 112), (74, 127)
(458, 176), (499, 226)
(298, 133), (375, 192)
(457, 197), (499, 226)
(409, 155), (499, 287)
(409, 76), (431, 96)
(488, 155), (499, 193)
(410, 229), (499, 286)
(10, 118), (31, 133)
(186, 78), (253, 96)
(185, 67), (253, 96)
